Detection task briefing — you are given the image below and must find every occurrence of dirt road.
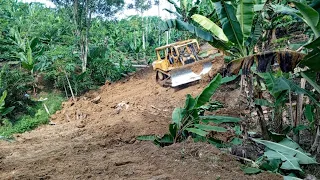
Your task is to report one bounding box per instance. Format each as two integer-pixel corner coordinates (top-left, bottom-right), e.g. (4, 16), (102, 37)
(0, 68), (281, 180)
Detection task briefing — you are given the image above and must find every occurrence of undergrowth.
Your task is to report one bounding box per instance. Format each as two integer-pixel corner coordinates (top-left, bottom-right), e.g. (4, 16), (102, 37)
(0, 92), (65, 138)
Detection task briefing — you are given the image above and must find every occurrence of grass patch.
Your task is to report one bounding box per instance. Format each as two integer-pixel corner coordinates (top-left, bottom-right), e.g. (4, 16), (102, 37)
(0, 92), (65, 138)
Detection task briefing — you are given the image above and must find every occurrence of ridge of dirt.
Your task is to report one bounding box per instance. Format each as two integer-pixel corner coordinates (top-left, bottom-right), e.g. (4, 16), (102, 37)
(0, 67), (281, 180)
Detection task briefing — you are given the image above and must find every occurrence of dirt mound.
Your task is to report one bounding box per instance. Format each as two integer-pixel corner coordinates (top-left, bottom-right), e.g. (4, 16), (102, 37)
(0, 68), (280, 179)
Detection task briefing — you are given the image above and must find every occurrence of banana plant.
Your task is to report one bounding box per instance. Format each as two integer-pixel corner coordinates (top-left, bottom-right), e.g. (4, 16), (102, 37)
(165, 0), (201, 22)
(137, 74), (242, 147)
(10, 29), (42, 74)
(165, 0), (218, 21)
(271, 1), (320, 71)
(162, 0), (261, 59)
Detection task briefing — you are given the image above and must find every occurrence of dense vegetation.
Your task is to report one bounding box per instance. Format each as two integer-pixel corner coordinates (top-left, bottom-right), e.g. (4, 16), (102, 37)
(0, 0), (188, 136)
(1, 0), (320, 179)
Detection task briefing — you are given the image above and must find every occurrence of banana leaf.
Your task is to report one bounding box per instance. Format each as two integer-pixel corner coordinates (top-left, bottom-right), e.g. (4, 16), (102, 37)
(301, 71), (320, 93)
(214, 1), (244, 49)
(300, 47), (320, 71)
(172, 107), (186, 128)
(186, 128), (209, 136)
(191, 14), (228, 41)
(161, 19), (231, 51)
(272, 77), (320, 106)
(194, 74), (222, 108)
(271, 4), (299, 16)
(264, 149), (302, 171)
(194, 124), (227, 132)
(291, 1), (320, 37)
(237, 0), (255, 39)
(304, 36), (320, 49)
(200, 115), (241, 124)
(168, 0), (183, 15)
(305, 104), (314, 123)
(184, 94), (196, 111)
(245, 17), (262, 49)
(253, 138), (317, 165)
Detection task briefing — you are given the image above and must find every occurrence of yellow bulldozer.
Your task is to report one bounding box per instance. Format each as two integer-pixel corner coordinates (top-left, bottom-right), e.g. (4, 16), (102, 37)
(152, 39), (219, 87)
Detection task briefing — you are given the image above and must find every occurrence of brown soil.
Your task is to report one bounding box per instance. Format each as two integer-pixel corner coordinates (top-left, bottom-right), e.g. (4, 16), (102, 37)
(0, 68), (281, 180)
(191, 63), (203, 74)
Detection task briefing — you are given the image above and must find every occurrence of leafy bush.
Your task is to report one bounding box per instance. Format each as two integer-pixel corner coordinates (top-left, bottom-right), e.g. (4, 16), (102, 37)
(0, 91), (15, 125)
(0, 65), (35, 115)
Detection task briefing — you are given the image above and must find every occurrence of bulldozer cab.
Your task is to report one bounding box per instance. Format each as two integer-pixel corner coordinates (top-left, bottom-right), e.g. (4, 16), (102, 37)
(152, 39), (214, 87)
(154, 39), (200, 70)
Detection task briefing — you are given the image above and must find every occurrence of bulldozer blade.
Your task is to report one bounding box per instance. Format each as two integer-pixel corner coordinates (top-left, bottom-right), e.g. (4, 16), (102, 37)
(170, 59), (213, 87)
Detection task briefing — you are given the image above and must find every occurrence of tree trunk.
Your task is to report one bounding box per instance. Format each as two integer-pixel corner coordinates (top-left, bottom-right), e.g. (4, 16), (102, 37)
(80, 34), (86, 72)
(271, 29), (277, 42)
(142, 31), (145, 50)
(82, 0), (90, 72)
(73, 0), (86, 72)
(311, 107), (320, 153)
(134, 31), (137, 49)
(311, 125), (320, 153)
(158, 0), (161, 46)
(256, 104), (270, 140)
(293, 78), (306, 143)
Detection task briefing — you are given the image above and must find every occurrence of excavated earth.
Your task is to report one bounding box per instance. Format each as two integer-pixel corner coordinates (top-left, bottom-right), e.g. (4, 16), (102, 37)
(0, 68), (281, 180)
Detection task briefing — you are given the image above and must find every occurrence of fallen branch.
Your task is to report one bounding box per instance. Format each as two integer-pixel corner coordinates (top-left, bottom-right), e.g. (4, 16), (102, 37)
(229, 154), (259, 168)
(64, 71), (75, 101)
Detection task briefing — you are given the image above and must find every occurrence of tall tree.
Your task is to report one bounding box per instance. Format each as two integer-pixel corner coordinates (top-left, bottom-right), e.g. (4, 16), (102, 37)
(128, 0), (153, 62)
(50, 0), (124, 72)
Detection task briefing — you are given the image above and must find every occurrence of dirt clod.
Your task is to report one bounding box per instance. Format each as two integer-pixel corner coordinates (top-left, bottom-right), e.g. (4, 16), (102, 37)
(91, 96), (101, 104)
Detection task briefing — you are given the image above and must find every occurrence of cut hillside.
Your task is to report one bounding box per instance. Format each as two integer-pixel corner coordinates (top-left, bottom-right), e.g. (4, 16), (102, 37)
(0, 68), (281, 180)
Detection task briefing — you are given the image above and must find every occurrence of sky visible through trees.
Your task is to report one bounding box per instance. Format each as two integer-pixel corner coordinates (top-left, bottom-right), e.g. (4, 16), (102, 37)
(21, 0), (175, 19)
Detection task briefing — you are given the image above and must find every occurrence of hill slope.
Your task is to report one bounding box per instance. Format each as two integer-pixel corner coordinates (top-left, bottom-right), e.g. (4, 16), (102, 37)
(0, 68), (280, 180)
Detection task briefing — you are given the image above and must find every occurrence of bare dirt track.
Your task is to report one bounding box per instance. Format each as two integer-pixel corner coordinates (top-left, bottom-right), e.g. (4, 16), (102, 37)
(0, 68), (281, 180)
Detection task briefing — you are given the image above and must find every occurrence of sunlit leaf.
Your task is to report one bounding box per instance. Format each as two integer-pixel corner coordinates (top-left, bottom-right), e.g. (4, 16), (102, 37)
(186, 128), (209, 136)
(194, 124), (227, 132)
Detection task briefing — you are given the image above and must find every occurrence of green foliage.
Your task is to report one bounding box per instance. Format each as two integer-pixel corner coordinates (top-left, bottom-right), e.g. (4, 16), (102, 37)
(272, 1), (320, 72)
(165, 0), (200, 22)
(302, 35), (320, 71)
(256, 72), (319, 136)
(291, 1), (320, 38)
(0, 65), (35, 114)
(0, 90), (15, 125)
(161, 18), (231, 51)
(198, 101), (223, 115)
(163, 0), (262, 58)
(0, 93), (64, 138)
(242, 138), (318, 178)
(138, 74), (243, 147)
(201, 115), (241, 124)
(241, 167), (262, 174)
(253, 138), (317, 172)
